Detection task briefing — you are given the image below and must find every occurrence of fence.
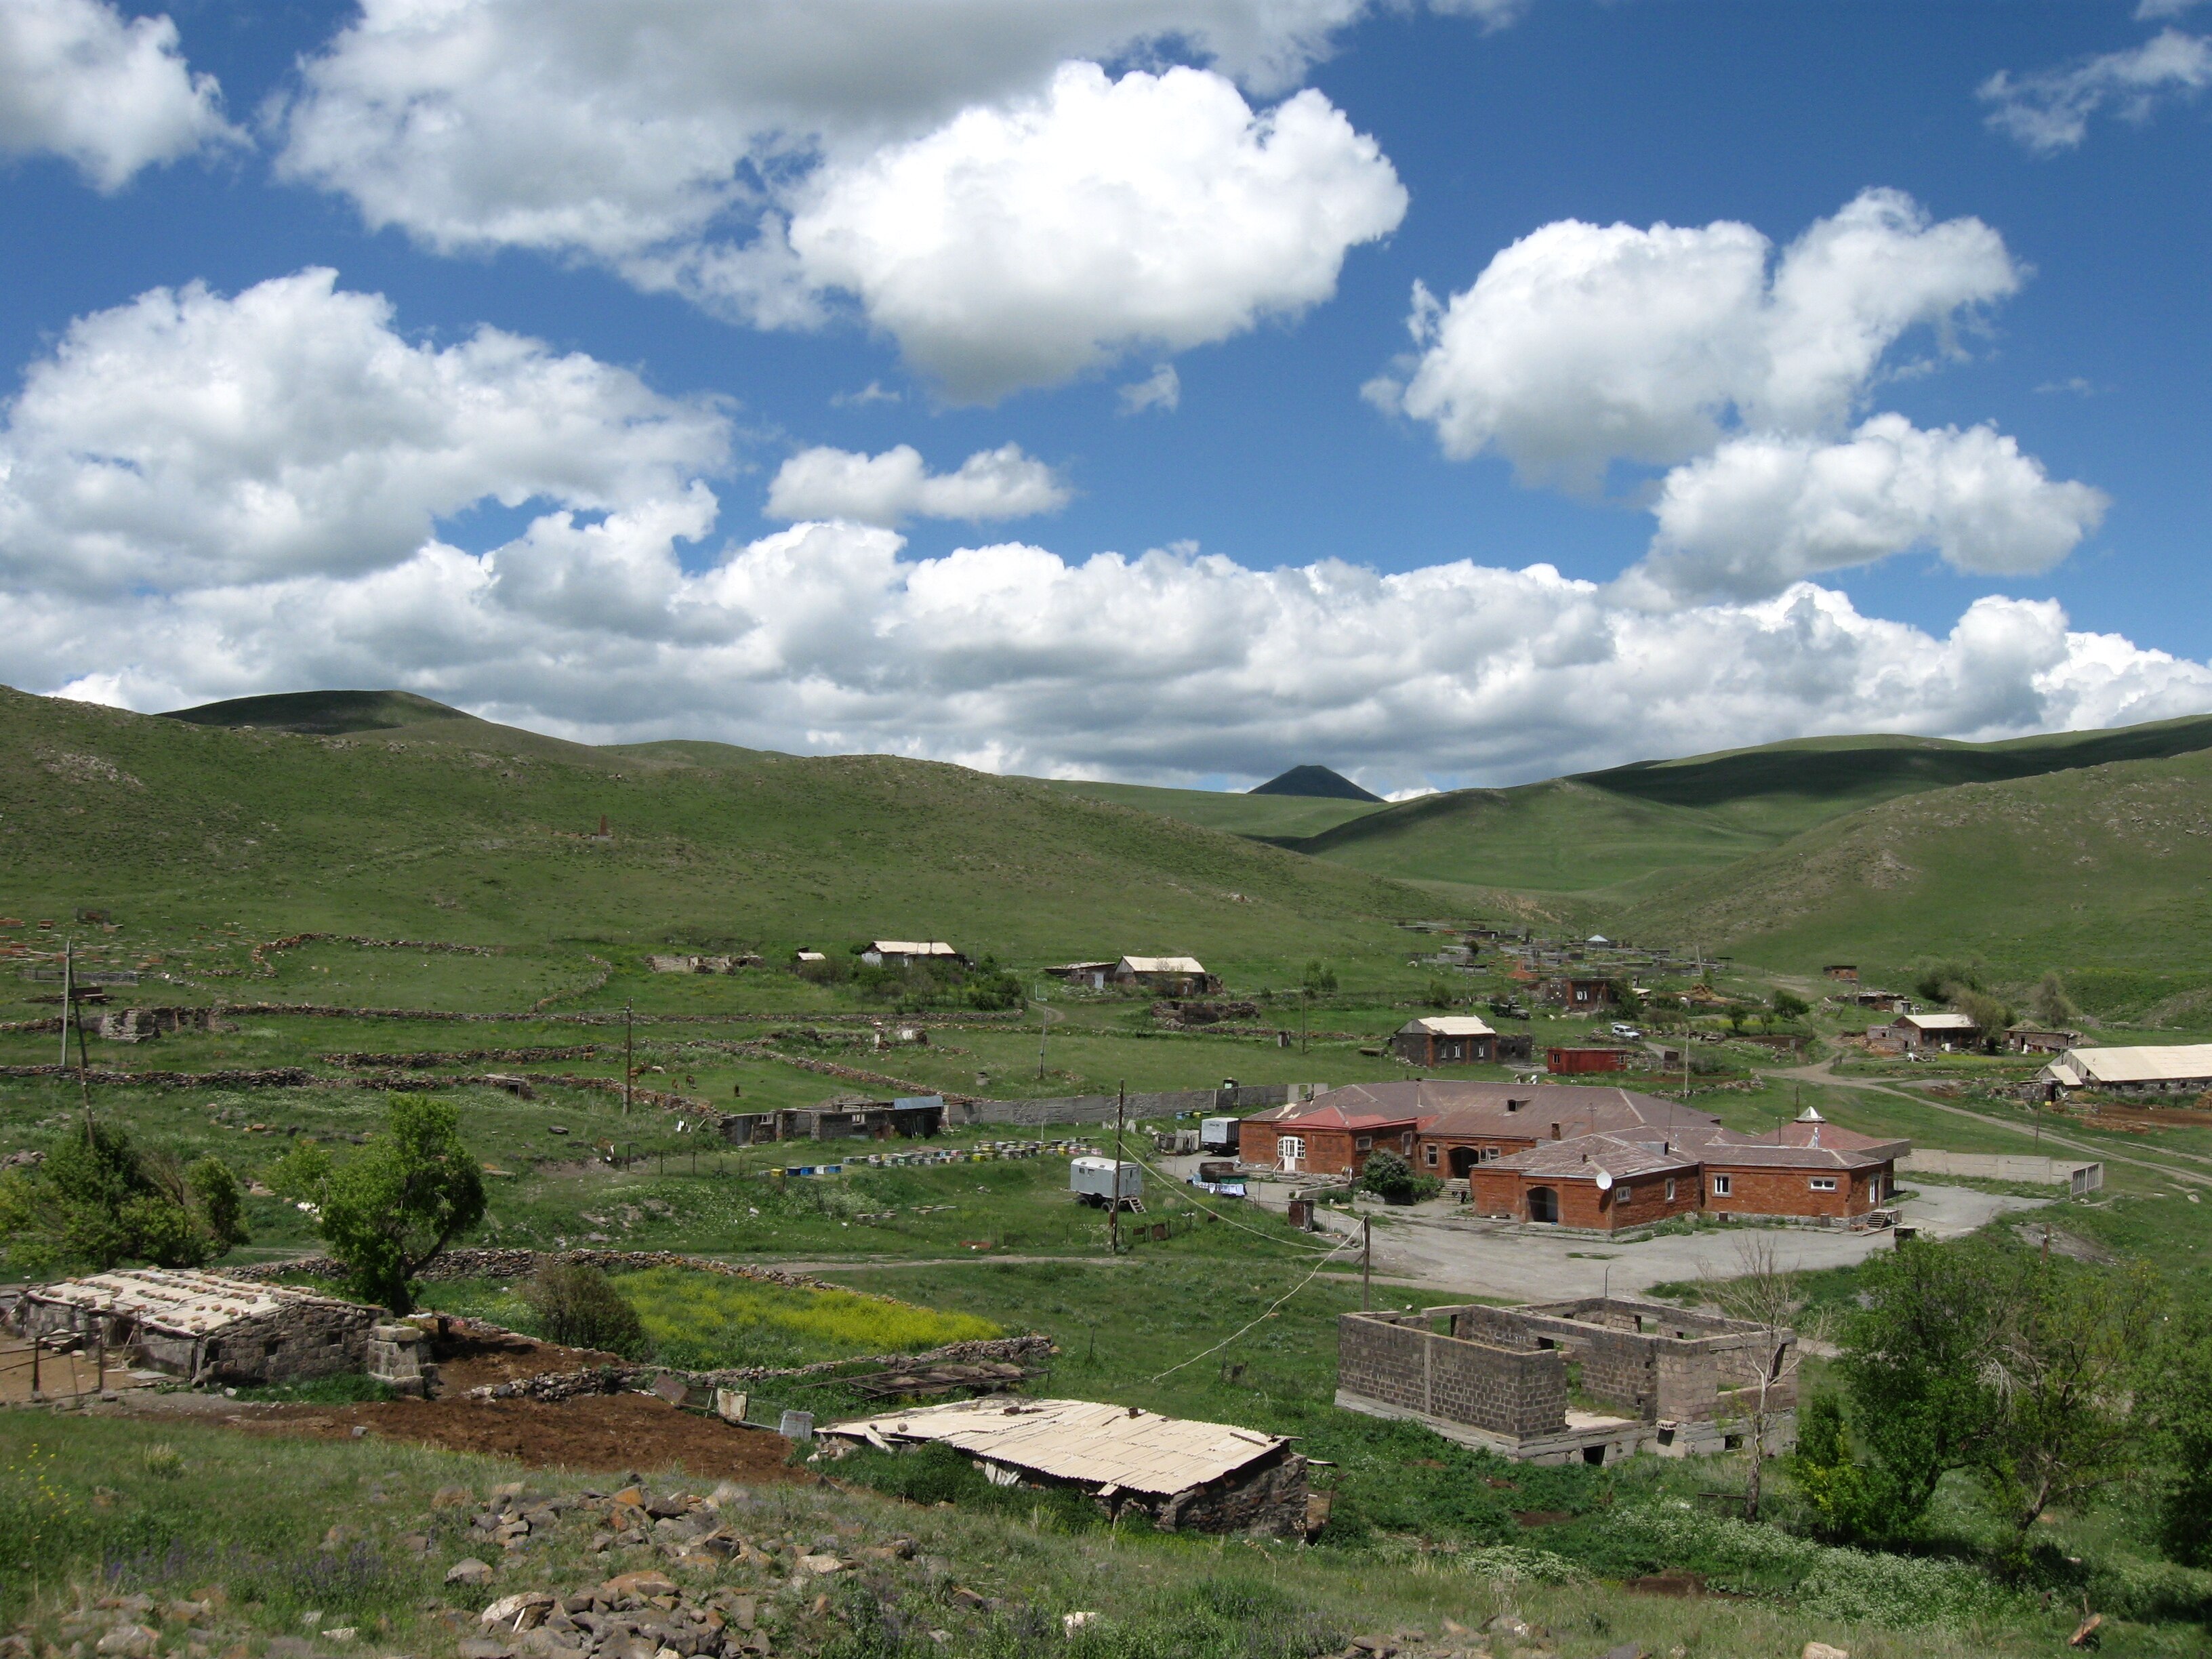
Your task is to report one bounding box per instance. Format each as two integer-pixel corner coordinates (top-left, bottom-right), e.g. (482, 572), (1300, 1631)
(1899, 1151), (2104, 1194)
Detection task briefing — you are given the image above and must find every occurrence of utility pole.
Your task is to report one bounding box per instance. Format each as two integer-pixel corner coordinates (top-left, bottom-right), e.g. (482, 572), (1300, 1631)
(1036, 1001), (1049, 1080)
(1110, 1081), (1126, 1257)
(1300, 989), (1309, 1055)
(1361, 1215), (1372, 1311)
(624, 1000), (634, 1116)
(64, 939), (91, 1126)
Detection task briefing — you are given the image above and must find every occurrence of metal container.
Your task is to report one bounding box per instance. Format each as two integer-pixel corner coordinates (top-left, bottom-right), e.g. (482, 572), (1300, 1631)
(1069, 1156), (1143, 1203)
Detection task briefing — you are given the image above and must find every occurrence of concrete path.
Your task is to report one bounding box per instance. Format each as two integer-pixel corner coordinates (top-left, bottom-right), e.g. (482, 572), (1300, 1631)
(1307, 1183), (2045, 1304)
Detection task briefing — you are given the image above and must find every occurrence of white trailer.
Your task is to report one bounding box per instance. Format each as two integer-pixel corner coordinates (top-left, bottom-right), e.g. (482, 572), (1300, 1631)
(1069, 1156), (1143, 1206)
(1200, 1116), (1240, 1155)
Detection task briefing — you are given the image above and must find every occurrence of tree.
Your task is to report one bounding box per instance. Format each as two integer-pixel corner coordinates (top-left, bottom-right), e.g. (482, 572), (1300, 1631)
(1701, 1237), (1818, 1519)
(2026, 971), (2081, 1028)
(1914, 961), (1982, 1004)
(1, 1120), (248, 1275)
(1300, 960), (1338, 996)
(2150, 1313), (2212, 1566)
(1788, 1391), (1881, 1542)
(519, 1262), (649, 1357)
(1358, 1149), (1417, 1204)
(1771, 989), (1811, 1023)
(1948, 985), (2015, 1051)
(1970, 1248), (2161, 1547)
(316, 1097), (487, 1313)
(1833, 1235), (2007, 1540)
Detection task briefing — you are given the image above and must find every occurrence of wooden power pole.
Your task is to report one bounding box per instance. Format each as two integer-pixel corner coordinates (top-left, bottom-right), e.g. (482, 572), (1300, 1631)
(624, 999), (634, 1115)
(1361, 1215), (1372, 1311)
(1110, 1081), (1126, 1256)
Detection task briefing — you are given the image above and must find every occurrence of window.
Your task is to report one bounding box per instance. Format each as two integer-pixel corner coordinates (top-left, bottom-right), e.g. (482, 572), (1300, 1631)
(1616, 1185), (1633, 1204)
(1665, 1179), (1677, 1202)
(1355, 1135), (1374, 1151)
(1424, 1145), (1438, 1166)
(1277, 1136), (1304, 1170)
(1809, 1176), (1837, 1191)
(1711, 1174), (1732, 1197)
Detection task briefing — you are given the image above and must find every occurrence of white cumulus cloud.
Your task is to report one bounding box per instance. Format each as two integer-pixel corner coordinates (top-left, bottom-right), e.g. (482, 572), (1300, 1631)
(1980, 27), (2212, 153)
(787, 63), (1406, 400)
(0, 0), (241, 189)
(1120, 363), (1182, 414)
(1378, 189), (2018, 489)
(274, 4), (1424, 391)
(766, 443), (1071, 527)
(0, 269), (731, 596)
(1631, 416), (2110, 602)
(7, 270), (2200, 792)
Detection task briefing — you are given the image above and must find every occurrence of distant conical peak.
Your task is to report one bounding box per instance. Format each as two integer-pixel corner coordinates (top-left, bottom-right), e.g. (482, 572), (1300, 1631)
(1249, 764), (1383, 802)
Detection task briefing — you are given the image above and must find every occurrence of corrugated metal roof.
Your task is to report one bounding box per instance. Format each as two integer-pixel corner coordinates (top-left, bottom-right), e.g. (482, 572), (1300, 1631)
(1398, 1016), (1496, 1037)
(823, 1398), (1286, 1495)
(1117, 956), (1206, 975)
(872, 941), (961, 957)
(24, 1268), (367, 1336)
(2050, 1044), (2212, 1084)
(1901, 1012), (1978, 1030)
(1490, 1132), (1700, 1181)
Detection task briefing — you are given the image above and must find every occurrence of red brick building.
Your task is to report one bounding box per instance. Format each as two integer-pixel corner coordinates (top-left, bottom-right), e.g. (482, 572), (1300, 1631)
(1235, 1101), (1417, 1176)
(1545, 1046), (1625, 1076)
(1465, 1133), (1706, 1230)
(1697, 1111), (1906, 1221)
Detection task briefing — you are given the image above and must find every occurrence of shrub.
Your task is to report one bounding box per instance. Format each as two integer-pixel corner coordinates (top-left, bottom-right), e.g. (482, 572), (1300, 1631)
(1358, 1151), (1439, 1205)
(3, 1120), (249, 1274)
(519, 1262), (651, 1357)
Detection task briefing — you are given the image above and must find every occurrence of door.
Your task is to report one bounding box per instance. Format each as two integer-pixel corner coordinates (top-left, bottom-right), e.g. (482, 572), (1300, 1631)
(1527, 1187), (1559, 1224)
(1277, 1136), (1304, 1173)
(1449, 1147), (1478, 1179)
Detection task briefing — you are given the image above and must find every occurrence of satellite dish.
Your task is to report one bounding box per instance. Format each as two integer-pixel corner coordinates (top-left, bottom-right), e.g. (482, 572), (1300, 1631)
(1595, 1170), (1614, 1191)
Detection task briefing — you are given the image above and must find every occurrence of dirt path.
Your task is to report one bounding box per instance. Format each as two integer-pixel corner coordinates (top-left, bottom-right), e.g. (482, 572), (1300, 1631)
(1779, 1059), (2212, 1188)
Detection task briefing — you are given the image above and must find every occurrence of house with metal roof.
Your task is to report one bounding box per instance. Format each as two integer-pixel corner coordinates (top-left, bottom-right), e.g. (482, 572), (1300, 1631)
(1109, 956), (1218, 994)
(822, 1397), (1311, 1535)
(1391, 1015), (1497, 1066)
(2041, 1042), (2212, 1094)
(861, 941), (967, 967)
(1466, 1132), (1705, 1229)
(1883, 1010), (1983, 1051)
(12, 1267), (380, 1385)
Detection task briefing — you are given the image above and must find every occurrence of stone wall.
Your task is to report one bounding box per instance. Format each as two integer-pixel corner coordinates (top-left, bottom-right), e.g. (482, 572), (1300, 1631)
(1154, 1451), (1310, 1538)
(949, 1083), (1295, 1128)
(22, 1290), (380, 1385)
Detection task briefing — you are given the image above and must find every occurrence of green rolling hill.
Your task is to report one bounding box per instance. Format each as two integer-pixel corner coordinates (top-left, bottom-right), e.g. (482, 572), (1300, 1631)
(1285, 716), (2212, 906)
(1040, 777), (1385, 841)
(3, 687), (1428, 973)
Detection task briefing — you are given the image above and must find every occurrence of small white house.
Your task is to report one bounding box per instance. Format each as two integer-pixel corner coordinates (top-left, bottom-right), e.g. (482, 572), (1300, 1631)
(1890, 1012), (1982, 1052)
(862, 941), (966, 968)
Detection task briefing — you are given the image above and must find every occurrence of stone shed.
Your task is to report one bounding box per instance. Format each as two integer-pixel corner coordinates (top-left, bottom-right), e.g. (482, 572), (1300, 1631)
(1336, 1296), (1795, 1465)
(823, 1397), (1312, 1536)
(12, 1267), (381, 1385)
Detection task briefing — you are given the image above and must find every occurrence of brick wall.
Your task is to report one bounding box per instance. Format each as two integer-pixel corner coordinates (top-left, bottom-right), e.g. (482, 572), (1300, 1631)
(1706, 1163), (1883, 1219)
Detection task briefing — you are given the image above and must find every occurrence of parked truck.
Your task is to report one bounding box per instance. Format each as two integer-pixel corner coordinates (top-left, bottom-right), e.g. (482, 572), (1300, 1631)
(1069, 1156), (1143, 1207)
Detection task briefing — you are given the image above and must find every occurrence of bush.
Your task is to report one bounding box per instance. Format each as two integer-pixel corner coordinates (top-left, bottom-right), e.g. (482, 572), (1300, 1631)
(1359, 1151), (1437, 1204)
(518, 1263), (651, 1357)
(1, 1120), (249, 1275)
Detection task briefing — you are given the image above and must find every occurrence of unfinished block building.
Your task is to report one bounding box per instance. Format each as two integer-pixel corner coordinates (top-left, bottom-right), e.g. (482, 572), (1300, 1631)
(13, 1267), (381, 1387)
(1336, 1296), (1795, 1465)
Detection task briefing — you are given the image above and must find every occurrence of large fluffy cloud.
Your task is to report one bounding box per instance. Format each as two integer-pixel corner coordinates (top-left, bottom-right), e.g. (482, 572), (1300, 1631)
(1375, 190), (2019, 487)
(1980, 27), (2212, 153)
(0, 0), (240, 189)
(766, 443), (1069, 527)
(787, 63), (1405, 398)
(0, 270), (731, 596)
(10, 270), (2201, 790)
(1376, 190), (2102, 604)
(1633, 416), (2109, 602)
(274, 4), (1415, 391)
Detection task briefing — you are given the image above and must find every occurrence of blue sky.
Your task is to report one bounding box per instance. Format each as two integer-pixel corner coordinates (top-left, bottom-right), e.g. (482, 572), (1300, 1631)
(1, 0), (2207, 792)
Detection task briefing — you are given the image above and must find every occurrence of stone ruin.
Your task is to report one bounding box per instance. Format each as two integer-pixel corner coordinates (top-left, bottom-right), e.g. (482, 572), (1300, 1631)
(1336, 1295), (1795, 1465)
(13, 1267), (381, 1387)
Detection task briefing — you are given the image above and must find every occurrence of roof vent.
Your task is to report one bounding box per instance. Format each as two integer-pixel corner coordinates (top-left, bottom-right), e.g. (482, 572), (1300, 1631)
(1795, 1105), (1826, 1122)
(1551, 1122), (1563, 1140)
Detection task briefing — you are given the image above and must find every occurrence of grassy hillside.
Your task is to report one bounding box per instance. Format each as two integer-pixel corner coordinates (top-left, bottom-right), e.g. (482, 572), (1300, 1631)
(1294, 715), (2212, 908)
(2, 687), (1427, 976)
(1620, 745), (2212, 986)
(1040, 777), (1385, 840)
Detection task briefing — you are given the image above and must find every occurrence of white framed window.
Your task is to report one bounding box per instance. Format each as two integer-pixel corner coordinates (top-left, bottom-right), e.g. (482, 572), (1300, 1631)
(1711, 1174), (1732, 1197)
(1424, 1145), (1438, 1166)
(1810, 1176), (1838, 1191)
(1355, 1135), (1374, 1151)
(1665, 1179), (1677, 1202)
(1616, 1185), (1633, 1204)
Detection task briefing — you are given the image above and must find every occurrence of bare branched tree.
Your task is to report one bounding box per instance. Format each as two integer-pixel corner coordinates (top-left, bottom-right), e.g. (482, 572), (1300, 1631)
(1701, 1236), (1823, 1520)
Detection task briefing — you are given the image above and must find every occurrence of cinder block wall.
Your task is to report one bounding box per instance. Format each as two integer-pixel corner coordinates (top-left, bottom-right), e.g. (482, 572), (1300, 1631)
(1338, 1311), (1566, 1438)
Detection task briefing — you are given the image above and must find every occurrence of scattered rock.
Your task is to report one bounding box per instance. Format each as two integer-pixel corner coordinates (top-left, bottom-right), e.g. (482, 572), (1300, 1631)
(94, 1626), (157, 1658)
(447, 1559), (497, 1586)
(481, 1595), (556, 1632)
(434, 1486), (477, 1509)
(796, 1555), (842, 1575)
(1062, 1613), (1097, 1636)
(1601, 1645), (1646, 1659)
(1802, 1645), (1851, 1659)
(457, 1641), (514, 1659)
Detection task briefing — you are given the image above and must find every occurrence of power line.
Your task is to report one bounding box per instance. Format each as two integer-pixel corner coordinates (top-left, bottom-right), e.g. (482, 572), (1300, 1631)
(1149, 1233), (1361, 1382)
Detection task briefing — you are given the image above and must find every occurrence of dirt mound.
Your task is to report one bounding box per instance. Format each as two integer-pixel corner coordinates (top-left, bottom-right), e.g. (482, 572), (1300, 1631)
(256, 1391), (802, 1481)
(428, 1324), (623, 1391)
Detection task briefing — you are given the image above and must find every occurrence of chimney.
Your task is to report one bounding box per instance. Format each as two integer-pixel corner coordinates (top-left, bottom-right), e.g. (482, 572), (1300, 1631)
(1551, 1122), (1562, 1140)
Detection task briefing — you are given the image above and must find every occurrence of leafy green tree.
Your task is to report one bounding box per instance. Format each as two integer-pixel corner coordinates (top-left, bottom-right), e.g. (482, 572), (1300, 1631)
(1359, 1150), (1420, 1204)
(0, 1121), (247, 1274)
(1788, 1391), (1881, 1542)
(1834, 1236), (2006, 1540)
(1300, 960), (1338, 996)
(1914, 961), (1982, 1003)
(2150, 1314), (2212, 1566)
(519, 1262), (649, 1358)
(2026, 971), (2081, 1027)
(316, 1097), (487, 1313)
(1968, 1252), (2161, 1547)
(965, 955), (1025, 1011)
(1771, 989), (1811, 1023)
(1948, 986), (2015, 1051)
(266, 1141), (333, 1203)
